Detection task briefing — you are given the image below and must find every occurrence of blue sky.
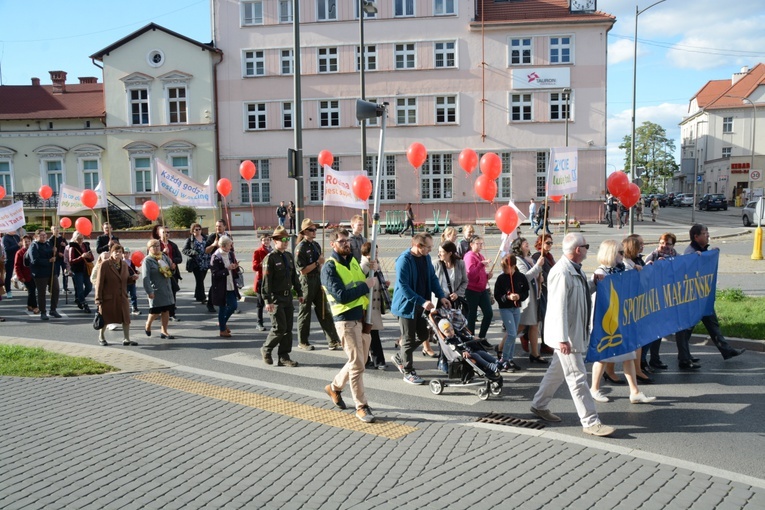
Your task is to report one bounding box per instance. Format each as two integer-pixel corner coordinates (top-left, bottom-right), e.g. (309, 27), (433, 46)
(2, 0), (764, 176)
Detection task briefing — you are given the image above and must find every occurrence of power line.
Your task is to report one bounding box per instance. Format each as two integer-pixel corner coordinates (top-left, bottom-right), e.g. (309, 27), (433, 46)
(610, 33), (765, 59)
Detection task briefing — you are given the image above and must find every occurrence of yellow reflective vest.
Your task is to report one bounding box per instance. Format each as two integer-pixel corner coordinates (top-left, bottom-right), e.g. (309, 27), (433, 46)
(323, 257), (369, 316)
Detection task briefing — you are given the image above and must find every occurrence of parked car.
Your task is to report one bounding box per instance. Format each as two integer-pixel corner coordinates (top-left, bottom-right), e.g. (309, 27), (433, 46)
(672, 193), (693, 207)
(644, 193), (669, 207)
(698, 193), (728, 211)
(742, 200), (761, 226)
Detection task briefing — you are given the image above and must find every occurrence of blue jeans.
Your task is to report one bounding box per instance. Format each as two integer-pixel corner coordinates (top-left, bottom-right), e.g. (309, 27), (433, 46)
(499, 307), (521, 361)
(127, 283), (138, 310)
(72, 271), (92, 305)
(218, 290), (238, 331)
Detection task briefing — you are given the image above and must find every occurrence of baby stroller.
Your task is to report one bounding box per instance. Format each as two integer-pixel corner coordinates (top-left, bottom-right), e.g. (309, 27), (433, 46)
(425, 307), (503, 400)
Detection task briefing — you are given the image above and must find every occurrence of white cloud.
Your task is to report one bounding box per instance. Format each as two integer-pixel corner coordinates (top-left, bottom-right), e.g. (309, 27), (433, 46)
(608, 39), (634, 66)
(607, 103), (688, 169)
(666, 18), (765, 70)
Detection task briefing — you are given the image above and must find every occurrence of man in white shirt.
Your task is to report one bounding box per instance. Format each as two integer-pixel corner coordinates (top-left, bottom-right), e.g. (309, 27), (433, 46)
(529, 198), (537, 232)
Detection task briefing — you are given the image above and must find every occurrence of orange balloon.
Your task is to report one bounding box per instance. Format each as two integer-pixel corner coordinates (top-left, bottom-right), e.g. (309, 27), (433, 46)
(549, 195), (563, 203)
(352, 175), (373, 201)
(74, 217), (92, 237)
(59, 217), (72, 229)
(216, 178), (233, 197)
(607, 171), (629, 197)
(0, 185), (5, 200)
(495, 206), (519, 234)
(620, 183), (642, 208)
(479, 152), (502, 180)
(406, 142), (428, 169)
(459, 149), (478, 174)
(142, 200), (160, 221)
(474, 175), (498, 203)
(39, 185), (53, 200)
(131, 250), (145, 268)
(318, 150), (334, 167)
(239, 160), (256, 180)
(81, 189), (98, 209)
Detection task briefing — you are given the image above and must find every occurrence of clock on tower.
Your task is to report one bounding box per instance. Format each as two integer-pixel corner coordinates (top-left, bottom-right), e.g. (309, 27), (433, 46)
(571, 0), (596, 13)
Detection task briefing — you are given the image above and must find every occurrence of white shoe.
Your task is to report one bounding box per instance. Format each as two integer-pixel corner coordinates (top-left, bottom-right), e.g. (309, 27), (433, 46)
(4, 292), (12, 299)
(629, 392), (656, 404)
(590, 390), (610, 403)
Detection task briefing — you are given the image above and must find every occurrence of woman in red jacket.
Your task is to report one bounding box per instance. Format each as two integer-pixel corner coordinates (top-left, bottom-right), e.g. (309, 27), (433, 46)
(14, 235), (38, 314)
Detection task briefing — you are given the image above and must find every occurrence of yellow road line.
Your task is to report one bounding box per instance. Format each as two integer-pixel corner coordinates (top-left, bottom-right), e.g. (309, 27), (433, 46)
(134, 372), (417, 440)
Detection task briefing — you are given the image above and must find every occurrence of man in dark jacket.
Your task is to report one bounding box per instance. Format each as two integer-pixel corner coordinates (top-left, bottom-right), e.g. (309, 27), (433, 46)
(28, 229), (61, 320)
(96, 222), (119, 254)
(321, 228), (377, 423)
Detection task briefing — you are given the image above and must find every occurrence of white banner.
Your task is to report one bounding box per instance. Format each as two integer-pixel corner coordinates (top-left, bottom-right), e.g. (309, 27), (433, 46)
(155, 159), (215, 209)
(323, 167), (369, 210)
(0, 201), (26, 232)
(546, 147), (579, 196)
(57, 182), (107, 215)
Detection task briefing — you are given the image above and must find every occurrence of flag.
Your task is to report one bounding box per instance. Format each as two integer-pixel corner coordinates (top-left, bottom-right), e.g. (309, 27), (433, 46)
(546, 147), (578, 196)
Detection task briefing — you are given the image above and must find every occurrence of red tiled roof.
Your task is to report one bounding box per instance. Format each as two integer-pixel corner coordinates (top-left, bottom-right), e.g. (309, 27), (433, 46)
(0, 83), (104, 121)
(475, 0), (615, 25)
(703, 63), (765, 110)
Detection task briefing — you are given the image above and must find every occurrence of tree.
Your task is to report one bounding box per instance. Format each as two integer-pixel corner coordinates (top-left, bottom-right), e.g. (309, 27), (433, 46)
(165, 205), (198, 228)
(619, 121), (679, 193)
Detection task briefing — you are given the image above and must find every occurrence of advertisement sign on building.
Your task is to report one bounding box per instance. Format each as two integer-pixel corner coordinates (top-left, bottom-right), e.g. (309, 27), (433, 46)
(510, 68), (571, 90)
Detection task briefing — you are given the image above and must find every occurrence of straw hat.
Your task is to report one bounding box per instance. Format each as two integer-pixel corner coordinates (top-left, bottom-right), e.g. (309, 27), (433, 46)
(300, 218), (318, 233)
(270, 226), (290, 239)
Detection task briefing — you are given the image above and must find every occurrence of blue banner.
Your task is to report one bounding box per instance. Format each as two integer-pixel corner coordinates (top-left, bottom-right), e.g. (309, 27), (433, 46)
(586, 251), (719, 363)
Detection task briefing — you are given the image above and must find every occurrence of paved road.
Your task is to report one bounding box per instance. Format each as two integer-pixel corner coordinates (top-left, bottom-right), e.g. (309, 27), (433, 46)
(1, 206), (764, 508)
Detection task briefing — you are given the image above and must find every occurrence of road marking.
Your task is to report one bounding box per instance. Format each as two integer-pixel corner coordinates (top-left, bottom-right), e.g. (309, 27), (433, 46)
(134, 371), (418, 440)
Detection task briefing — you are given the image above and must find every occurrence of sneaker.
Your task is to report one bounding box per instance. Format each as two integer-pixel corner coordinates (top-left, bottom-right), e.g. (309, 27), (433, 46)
(169, 316), (180, 322)
(131, 309), (141, 316)
(376, 364), (388, 371)
(403, 372), (425, 385)
(41, 312), (49, 321)
(629, 392), (656, 404)
(278, 357), (299, 367)
(356, 406), (375, 423)
(582, 423), (616, 437)
(262, 350), (273, 365)
(324, 384), (346, 409)
(298, 343), (314, 351)
(5, 292), (12, 299)
(390, 353), (404, 375)
(327, 342), (341, 351)
(530, 406), (562, 423)
(257, 323), (266, 332)
(590, 390), (610, 403)
(49, 310), (62, 318)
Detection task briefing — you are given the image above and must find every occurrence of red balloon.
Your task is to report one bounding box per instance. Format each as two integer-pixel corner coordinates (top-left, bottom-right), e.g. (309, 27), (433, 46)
(81, 189), (98, 209)
(474, 175), (498, 203)
(59, 217), (72, 229)
(620, 183), (642, 208)
(479, 152), (502, 180)
(74, 217), (92, 237)
(318, 150), (334, 167)
(0, 185), (5, 200)
(239, 160), (256, 180)
(130, 250), (145, 268)
(607, 171), (629, 197)
(459, 149), (478, 174)
(495, 206), (520, 234)
(39, 185), (53, 200)
(549, 195), (563, 203)
(352, 175), (373, 201)
(216, 178), (233, 197)
(406, 142), (428, 169)
(142, 200), (160, 221)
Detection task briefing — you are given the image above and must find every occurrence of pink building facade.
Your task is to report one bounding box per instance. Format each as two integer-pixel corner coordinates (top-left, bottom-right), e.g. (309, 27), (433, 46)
(212, 0), (614, 229)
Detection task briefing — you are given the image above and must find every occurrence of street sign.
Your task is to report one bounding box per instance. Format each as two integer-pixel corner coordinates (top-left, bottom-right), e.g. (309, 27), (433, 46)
(750, 170), (762, 182)
(697, 175), (703, 183)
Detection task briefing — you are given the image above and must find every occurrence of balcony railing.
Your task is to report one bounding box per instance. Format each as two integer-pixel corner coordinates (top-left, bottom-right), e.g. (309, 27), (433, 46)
(12, 192), (58, 208)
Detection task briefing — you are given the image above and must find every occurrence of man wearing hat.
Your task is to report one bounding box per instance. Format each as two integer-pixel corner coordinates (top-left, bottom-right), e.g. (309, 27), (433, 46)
(295, 219), (342, 350)
(261, 226), (304, 366)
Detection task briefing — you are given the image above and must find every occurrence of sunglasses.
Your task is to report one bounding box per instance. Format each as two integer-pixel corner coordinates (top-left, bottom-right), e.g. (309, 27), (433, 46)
(276, 237), (290, 242)
(305, 228), (317, 232)
(579, 244), (590, 250)
(335, 239), (350, 245)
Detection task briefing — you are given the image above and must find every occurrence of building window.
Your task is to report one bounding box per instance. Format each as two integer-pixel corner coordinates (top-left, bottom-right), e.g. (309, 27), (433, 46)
(282, 102), (293, 129)
(317, 0), (337, 21)
(246, 103), (267, 130)
(130, 89), (149, 125)
(356, 45), (377, 72)
(396, 97), (417, 125)
(420, 153), (453, 200)
(171, 156), (190, 176)
(434, 41), (456, 68)
(435, 95), (457, 124)
(394, 0), (415, 17)
(168, 87), (187, 124)
(281, 49), (294, 75)
(45, 159), (64, 192)
(241, 1), (263, 25)
(244, 50), (265, 77)
(82, 159), (100, 189)
(0, 161), (12, 194)
(241, 159), (270, 203)
(395, 43), (416, 69)
(365, 155), (396, 201)
(536, 152), (547, 198)
(434, 0), (455, 15)
(510, 38), (532, 65)
(318, 47), (338, 73)
(497, 152), (512, 199)
(319, 100), (340, 127)
(511, 93), (532, 121)
(133, 157), (152, 193)
(309, 157), (340, 202)
(550, 36), (571, 64)
(550, 92), (570, 121)
(279, 0), (293, 22)
(723, 117), (733, 133)
(722, 147), (732, 158)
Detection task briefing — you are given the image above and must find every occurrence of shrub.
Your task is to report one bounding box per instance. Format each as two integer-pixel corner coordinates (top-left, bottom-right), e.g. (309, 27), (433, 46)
(717, 288), (746, 302)
(165, 206), (198, 229)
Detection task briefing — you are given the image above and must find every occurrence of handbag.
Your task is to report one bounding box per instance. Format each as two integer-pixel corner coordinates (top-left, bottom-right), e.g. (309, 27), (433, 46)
(185, 256), (198, 273)
(92, 311), (104, 330)
(440, 261), (469, 312)
(234, 269), (245, 289)
(84, 260), (94, 276)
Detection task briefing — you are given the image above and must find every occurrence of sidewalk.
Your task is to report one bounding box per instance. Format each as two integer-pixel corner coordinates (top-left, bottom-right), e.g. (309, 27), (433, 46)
(1, 338), (764, 509)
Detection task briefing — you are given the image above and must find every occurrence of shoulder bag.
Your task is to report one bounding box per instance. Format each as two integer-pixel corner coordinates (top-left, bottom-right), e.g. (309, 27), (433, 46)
(440, 261), (469, 312)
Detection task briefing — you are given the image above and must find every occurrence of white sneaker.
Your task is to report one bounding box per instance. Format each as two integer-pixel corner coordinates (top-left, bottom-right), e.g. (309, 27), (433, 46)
(582, 423), (616, 437)
(629, 392), (656, 404)
(590, 390), (610, 403)
(4, 292), (12, 299)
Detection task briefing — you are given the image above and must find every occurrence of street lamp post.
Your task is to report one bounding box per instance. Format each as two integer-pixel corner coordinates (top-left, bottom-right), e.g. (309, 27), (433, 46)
(743, 98), (757, 199)
(629, 0), (666, 234)
(292, 0), (304, 247)
(359, 0), (377, 238)
(563, 88), (571, 234)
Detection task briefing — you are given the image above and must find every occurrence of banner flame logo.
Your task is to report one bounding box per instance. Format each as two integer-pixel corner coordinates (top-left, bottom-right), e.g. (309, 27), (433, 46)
(596, 282), (623, 352)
